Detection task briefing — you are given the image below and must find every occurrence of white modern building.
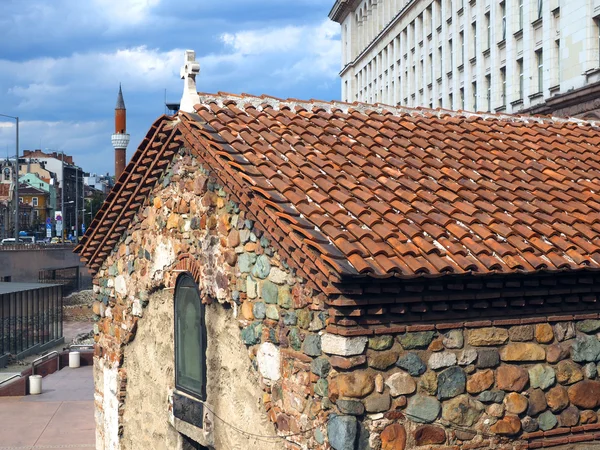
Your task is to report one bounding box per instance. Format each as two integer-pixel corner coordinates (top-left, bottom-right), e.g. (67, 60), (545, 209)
(330, 0), (600, 117)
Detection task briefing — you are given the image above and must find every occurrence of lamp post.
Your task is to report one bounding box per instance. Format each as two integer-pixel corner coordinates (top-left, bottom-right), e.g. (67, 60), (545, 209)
(0, 114), (19, 240)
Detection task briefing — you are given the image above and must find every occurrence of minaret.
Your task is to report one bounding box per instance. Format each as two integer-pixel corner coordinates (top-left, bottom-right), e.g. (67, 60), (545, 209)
(111, 84), (130, 180)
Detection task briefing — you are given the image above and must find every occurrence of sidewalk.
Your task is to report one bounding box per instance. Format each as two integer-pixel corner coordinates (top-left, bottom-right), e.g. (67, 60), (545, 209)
(0, 365), (94, 449)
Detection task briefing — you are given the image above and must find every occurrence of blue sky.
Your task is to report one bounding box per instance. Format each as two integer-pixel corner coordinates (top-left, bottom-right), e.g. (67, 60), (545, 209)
(0, 0), (341, 176)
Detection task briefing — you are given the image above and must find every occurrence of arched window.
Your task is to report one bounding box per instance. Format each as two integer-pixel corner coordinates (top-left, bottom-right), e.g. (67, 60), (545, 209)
(175, 274), (206, 399)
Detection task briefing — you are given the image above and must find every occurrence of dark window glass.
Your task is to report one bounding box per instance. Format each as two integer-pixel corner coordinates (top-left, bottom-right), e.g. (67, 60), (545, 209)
(175, 274), (206, 399)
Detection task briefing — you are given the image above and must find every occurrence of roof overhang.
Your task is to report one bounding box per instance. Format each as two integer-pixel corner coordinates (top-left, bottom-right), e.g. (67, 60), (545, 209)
(329, 0), (359, 23)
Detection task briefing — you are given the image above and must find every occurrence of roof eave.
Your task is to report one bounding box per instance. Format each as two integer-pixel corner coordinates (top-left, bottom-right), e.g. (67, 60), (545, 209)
(329, 0), (351, 22)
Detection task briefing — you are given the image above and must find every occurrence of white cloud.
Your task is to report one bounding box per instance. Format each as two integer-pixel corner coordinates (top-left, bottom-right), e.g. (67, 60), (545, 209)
(92, 0), (161, 26)
(217, 19), (341, 90)
(1, 46), (183, 110)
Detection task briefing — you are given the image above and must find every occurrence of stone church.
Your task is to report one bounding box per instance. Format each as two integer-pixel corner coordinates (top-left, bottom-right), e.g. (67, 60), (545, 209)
(77, 51), (600, 449)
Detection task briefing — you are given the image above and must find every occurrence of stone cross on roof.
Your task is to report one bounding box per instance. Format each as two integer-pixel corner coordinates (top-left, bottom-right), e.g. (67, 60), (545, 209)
(179, 50), (201, 113)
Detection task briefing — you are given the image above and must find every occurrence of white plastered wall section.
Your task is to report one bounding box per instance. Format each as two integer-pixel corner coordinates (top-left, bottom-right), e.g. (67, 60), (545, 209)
(94, 358), (120, 450)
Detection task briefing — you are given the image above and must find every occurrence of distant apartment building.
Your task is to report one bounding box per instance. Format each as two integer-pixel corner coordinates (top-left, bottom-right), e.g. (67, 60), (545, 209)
(21, 150), (84, 237)
(330, 0), (600, 117)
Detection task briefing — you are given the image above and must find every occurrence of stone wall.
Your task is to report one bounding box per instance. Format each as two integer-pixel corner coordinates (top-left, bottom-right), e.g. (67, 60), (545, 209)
(90, 150), (328, 449)
(89, 147), (600, 450)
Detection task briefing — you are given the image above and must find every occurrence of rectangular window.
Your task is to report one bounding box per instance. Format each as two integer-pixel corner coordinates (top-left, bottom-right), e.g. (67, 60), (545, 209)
(501, 2), (506, 40)
(449, 92), (453, 109)
(500, 67), (506, 105)
(32, 197), (38, 207)
(449, 39), (453, 71)
(597, 19), (600, 67)
(460, 31), (465, 65)
(472, 81), (477, 111)
(518, 58), (524, 98)
(460, 88), (465, 110)
(536, 49), (544, 92)
(439, 47), (443, 78)
(519, 0), (524, 30)
(436, 0), (442, 27)
(486, 74), (491, 111)
(429, 54), (433, 83)
(472, 23), (477, 58)
(485, 13), (491, 50)
(537, 0), (543, 19)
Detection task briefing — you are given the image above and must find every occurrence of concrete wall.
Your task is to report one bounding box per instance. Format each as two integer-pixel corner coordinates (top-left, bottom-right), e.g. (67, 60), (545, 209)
(0, 247), (90, 286)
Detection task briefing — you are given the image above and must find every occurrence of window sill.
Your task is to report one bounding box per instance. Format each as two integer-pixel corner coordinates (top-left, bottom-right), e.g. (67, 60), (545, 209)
(458, 64), (465, 72)
(469, 56), (477, 65)
(584, 67), (600, 78)
(532, 17), (543, 27)
(511, 98), (524, 107)
(458, 7), (464, 15)
(529, 91), (544, 100)
(495, 105), (507, 112)
(447, 71), (453, 79)
(427, 33), (433, 40)
(514, 29), (523, 38)
(497, 39), (506, 49)
(428, 82), (433, 90)
(549, 84), (560, 94)
(437, 25), (442, 33)
(447, 17), (453, 25)
(483, 48), (491, 57)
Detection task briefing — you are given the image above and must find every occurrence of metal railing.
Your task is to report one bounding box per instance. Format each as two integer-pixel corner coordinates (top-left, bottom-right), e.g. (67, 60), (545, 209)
(0, 374), (21, 386)
(31, 350), (60, 375)
(39, 266), (80, 296)
(1, 284), (63, 356)
(69, 344), (94, 351)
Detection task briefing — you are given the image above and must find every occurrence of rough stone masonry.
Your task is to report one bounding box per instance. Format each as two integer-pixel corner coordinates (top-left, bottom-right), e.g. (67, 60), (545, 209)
(84, 145), (600, 450)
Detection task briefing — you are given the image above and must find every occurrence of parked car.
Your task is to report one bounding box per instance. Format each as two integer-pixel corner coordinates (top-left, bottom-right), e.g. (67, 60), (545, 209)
(1, 238), (26, 245)
(50, 237), (63, 244)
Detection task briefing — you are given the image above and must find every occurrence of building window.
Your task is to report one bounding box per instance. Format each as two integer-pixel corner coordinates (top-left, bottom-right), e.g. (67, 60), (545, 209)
(486, 74), (491, 111)
(519, 0), (524, 30)
(449, 92), (453, 109)
(518, 58), (524, 98)
(472, 23), (477, 58)
(485, 13), (491, 50)
(472, 81), (477, 111)
(429, 54), (433, 84)
(460, 88), (465, 110)
(597, 19), (600, 67)
(536, 49), (544, 93)
(175, 274), (207, 399)
(500, 67), (506, 105)
(460, 31), (465, 65)
(3, 168), (9, 181)
(32, 197), (38, 207)
(449, 39), (453, 70)
(501, 2), (506, 40)
(537, 0), (543, 19)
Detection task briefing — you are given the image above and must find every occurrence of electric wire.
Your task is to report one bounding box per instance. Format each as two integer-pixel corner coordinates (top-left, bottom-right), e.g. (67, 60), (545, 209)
(199, 400), (503, 442)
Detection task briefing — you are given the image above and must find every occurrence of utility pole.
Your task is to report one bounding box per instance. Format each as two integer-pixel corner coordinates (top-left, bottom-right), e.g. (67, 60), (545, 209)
(61, 151), (64, 240)
(0, 114), (19, 240)
(75, 167), (78, 243)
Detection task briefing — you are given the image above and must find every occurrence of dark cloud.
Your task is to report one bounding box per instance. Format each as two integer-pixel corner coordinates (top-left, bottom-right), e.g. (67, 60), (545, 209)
(0, 0), (341, 175)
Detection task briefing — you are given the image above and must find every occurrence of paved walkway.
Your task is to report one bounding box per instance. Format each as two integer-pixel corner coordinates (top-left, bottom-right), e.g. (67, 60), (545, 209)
(0, 365), (94, 449)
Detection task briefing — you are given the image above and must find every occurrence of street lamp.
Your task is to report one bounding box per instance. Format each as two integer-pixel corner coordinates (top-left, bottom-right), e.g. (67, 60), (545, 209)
(0, 113), (19, 240)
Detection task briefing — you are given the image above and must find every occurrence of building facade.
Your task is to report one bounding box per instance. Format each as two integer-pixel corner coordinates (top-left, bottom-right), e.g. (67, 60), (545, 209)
(21, 150), (84, 239)
(330, 0), (600, 117)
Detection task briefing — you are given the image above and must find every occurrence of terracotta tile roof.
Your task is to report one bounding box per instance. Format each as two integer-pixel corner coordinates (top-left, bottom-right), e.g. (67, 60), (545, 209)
(78, 92), (600, 294)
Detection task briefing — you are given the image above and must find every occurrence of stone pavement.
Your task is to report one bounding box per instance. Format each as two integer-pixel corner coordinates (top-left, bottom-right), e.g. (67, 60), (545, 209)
(0, 365), (94, 449)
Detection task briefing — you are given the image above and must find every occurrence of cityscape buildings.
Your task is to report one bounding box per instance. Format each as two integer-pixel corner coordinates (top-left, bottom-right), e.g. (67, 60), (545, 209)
(330, 0), (600, 118)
